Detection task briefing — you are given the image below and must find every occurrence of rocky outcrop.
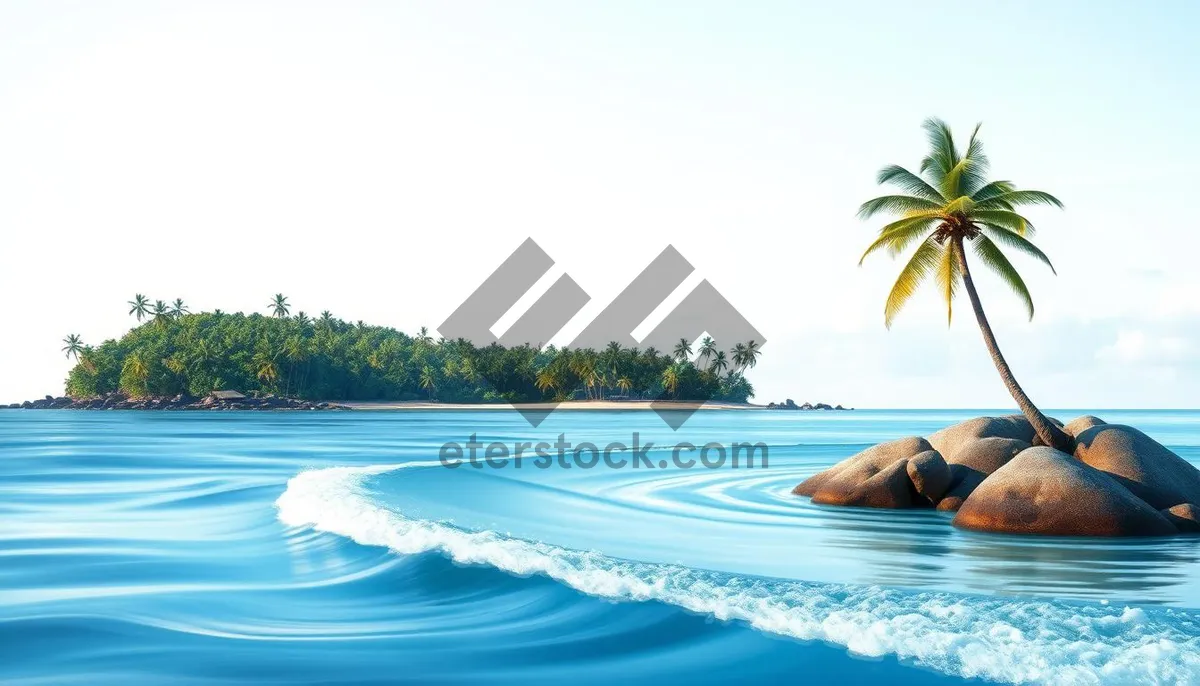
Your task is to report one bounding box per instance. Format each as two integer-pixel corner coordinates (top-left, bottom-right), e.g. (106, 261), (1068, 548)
(793, 414), (1200, 537)
(767, 399), (852, 411)
(793, 436), (930, 498)
(1073, 424), (1200, 510)
(928, 415), (1040, 461)
(953, 447), (1177, 536)
(1162, 504), (1200, 533)
(936, 437), (1030, 512)
(1063, 415), (1106, 437)
(906, 450), (950, 503)
(3, 392), (349, 411)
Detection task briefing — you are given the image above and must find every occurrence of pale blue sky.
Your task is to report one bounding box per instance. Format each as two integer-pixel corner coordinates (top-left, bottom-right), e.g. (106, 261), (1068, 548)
(1, 1), (1198, 407)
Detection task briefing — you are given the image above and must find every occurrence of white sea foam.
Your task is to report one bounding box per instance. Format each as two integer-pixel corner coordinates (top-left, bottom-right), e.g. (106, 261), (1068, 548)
(276, 464), (1200, 685)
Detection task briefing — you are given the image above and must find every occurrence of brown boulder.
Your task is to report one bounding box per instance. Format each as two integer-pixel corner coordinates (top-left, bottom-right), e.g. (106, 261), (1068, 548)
(1074, 424), (1200, 510)
(953, 447), (1177, 536)
(793, 436), (930, 497)
(936, 437), (1031, 511)
(1161, 504), (1200, 533)
(812, 457), (914, 508)
(928, 415), (1040, 461)
(906, 450), (950, 503)
(1063, 415), (1106, 438)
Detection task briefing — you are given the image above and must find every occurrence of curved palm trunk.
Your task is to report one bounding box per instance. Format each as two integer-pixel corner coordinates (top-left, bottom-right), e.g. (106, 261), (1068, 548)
(952, 237), (1074, 453)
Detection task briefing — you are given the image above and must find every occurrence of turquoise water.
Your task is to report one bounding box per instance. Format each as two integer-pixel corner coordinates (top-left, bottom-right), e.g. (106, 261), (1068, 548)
(2, 409), (1199, 684)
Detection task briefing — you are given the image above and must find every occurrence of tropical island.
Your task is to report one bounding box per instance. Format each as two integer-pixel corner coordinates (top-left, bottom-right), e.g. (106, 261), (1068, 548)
(8, 294), (793, 410)
(793, 118), (1200, 537)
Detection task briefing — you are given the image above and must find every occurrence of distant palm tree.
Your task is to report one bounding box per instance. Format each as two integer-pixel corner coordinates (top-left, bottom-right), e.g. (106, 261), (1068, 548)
(743, 340), (762, 368)
(535, 367), (559, 395)
(708, 350), (728, 376)
(253, 350), (278, 385)
(62, 334), (84, 360)
(858, 117), (1071, 451)
(170, 298), (189, 317)
(128, 294), (151, 321)
(673, 338), (693, 362)
(662, 365), (680, 399)
(296, 311), (311, 329)
(616, 376), (633, 396)
(732, 343), (748, 369)
(417, 327), (433, 346)
(419, 365), (438, 400)
(122, 352), (150, 397)
(269, 294), (290, 318)
(319, 310), (334, 327)
(732, 341), (762, 370)
(152, 300), (171, 329)
(697, 336), (717, 366)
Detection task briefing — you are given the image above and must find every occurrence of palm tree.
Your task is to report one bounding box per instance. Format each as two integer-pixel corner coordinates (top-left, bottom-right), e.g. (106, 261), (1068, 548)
(416, 327), (433, 346)
(742, 340), (762, 368)
(858, 117), (1072, 451)
(128, 294), (151, 321)
(673, 337), (693, 363)
(122, 352), (150, 397)
(62, 334), (84, 360)
(170, 298), (189, 317)
(419, 365), (438, 400)
(254, 352), (279, 385)
(152, 300), (171, 329)
(708, 350), (728, 376)
(697, 336), (717, 366)
(535, 367), (559, 395)
(319, 311), (334, 327)
(662, 365), (680, 400)
(269, 294), (290, 318)
(616, 376), (633, 396)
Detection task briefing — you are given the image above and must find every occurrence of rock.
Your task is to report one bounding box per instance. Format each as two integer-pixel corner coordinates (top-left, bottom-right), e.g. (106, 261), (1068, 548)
(928, 415), (1039, 461)
(906, 450), (951, 503)
(1074, 424), (1200, 510)
(1162, 504), (1200, 533)
(814, 402), (833, 410)
(1063, 415), (1106, 438)
(814, 457), (914, 508)
(936, 437), (1031, 511)
(953, 447), (1177, 536)
(795, 435), (930, 498)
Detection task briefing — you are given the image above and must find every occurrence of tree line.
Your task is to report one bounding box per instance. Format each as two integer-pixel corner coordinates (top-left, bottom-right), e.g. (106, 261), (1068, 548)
(62, 294), (761, 403)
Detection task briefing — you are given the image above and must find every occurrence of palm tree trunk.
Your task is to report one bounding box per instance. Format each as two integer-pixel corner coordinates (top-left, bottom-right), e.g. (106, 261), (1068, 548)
(952, 236), (1074, 452)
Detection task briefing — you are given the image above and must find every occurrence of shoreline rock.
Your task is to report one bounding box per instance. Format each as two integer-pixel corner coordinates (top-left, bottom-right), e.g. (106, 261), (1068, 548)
(3, 392), (350, 411)
(766, 399), (853, 411)
(794, 414), (1200, 537)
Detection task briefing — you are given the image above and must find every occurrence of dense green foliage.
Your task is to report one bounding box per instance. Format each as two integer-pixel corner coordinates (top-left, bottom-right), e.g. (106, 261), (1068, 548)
(65, 307), (758, 404)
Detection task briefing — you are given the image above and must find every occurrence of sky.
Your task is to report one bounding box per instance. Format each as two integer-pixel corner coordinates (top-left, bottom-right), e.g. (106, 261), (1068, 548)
(2, 1), (1199, 408)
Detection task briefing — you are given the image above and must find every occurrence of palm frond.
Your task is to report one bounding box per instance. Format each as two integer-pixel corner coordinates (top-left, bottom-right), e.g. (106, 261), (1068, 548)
(918, 117), (959, 183)
(935, 239), (961, 325)
(858, 216), (940, 264)
(971, 209), (1035, 236)
(977, 224), (1056, 274)
(975, 189), (1063, 210)
(960, 122), (990, 195)
(856, 194), (943, 220)
(876, 165), (946, 202)
(972, 235), (1035, 320)
(884, 238), (942, 328)
(969, 180), (1015, 206)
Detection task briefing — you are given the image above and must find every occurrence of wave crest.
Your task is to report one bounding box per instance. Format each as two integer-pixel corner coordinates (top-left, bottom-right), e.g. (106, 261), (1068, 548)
(276, 463), (1200, 685)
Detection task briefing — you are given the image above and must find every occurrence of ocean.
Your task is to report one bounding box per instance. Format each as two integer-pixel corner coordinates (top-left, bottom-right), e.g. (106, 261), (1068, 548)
(2, 409), (1198, 684)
